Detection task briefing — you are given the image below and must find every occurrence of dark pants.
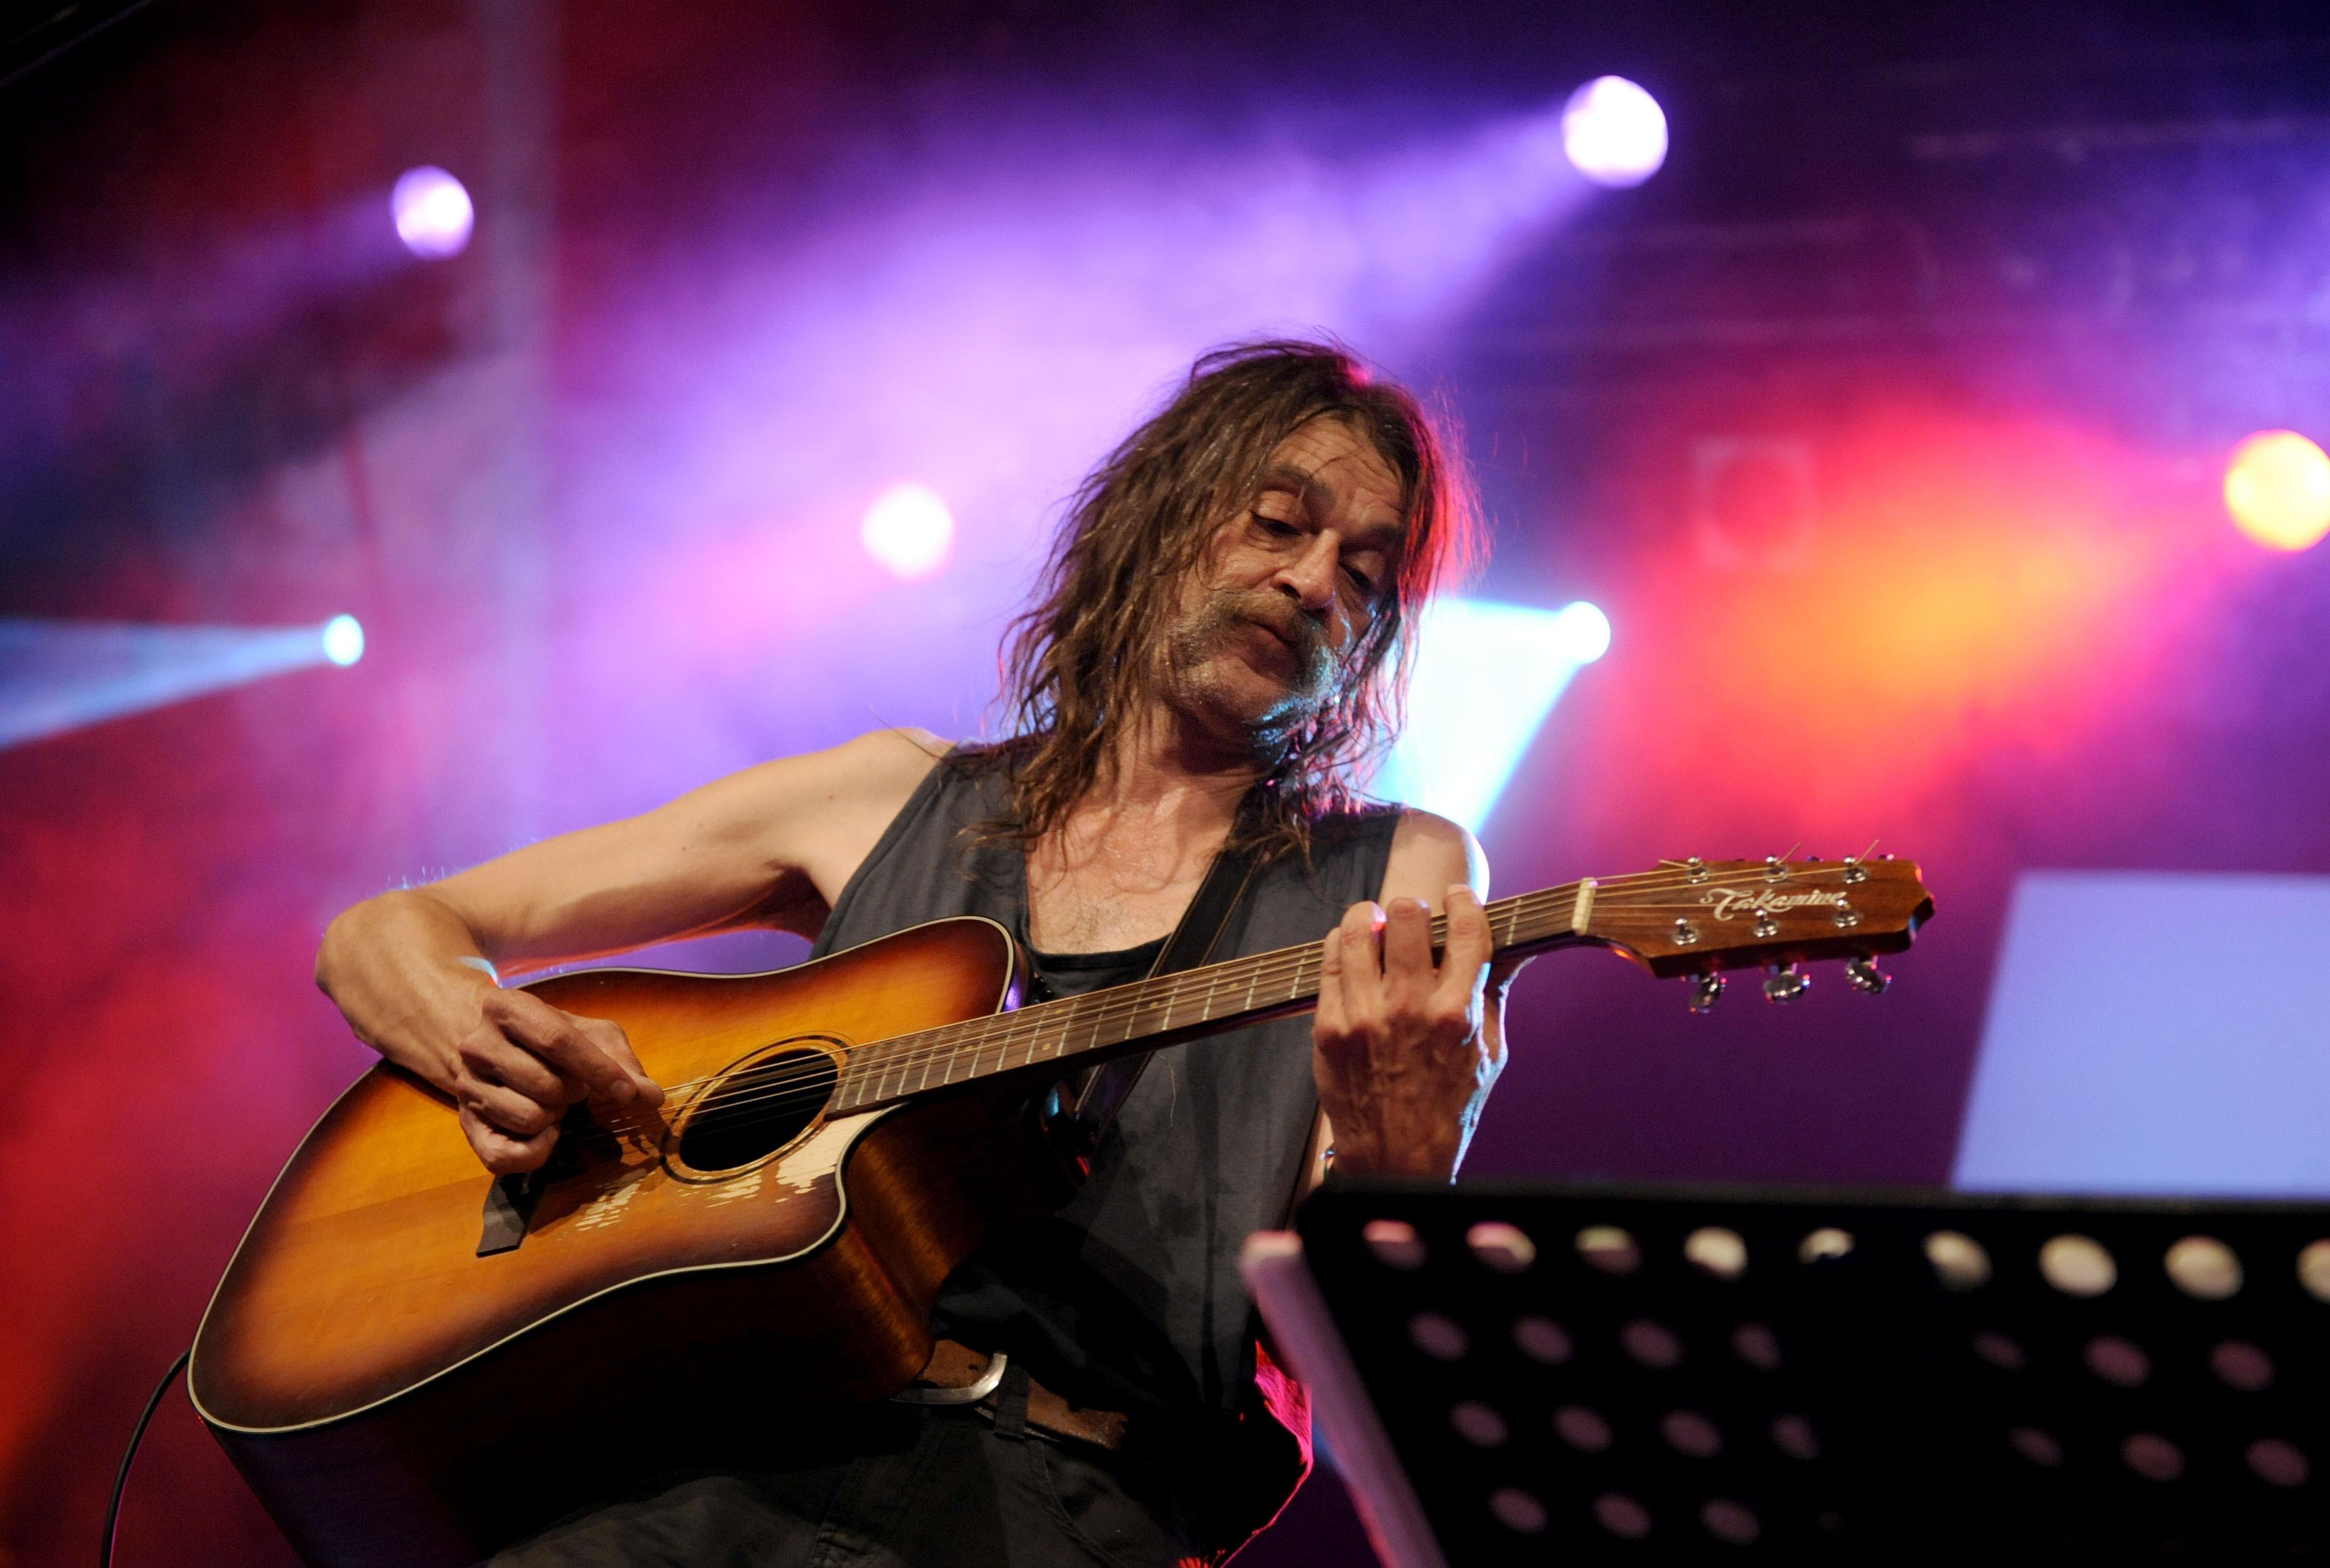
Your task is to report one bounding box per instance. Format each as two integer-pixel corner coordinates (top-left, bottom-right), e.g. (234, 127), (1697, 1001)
(489, 1399), (1225, 1568)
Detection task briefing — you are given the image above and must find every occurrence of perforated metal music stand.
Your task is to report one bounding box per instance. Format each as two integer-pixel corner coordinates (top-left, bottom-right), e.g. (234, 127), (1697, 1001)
(1242, 1183), (2330, 1565)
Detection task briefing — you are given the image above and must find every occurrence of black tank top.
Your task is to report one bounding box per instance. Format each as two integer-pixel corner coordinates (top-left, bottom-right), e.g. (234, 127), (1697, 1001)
(807, 749), (1399, 1433)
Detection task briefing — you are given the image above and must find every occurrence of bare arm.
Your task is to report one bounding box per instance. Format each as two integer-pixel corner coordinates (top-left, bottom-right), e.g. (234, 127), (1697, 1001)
(1309, 809), (1520, 1183)
(316, 727), (945, 1173)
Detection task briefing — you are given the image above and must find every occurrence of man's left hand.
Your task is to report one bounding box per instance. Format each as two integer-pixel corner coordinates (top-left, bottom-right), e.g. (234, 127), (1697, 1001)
(1312, 884), (1508, 1180)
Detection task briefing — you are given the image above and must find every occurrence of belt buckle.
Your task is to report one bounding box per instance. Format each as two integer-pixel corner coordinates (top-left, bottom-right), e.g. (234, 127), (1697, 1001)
(892, 1348), (1009, 1406)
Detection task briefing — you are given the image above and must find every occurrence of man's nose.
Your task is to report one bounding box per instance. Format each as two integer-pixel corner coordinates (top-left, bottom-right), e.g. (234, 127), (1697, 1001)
(1273, 535), (1340, 613)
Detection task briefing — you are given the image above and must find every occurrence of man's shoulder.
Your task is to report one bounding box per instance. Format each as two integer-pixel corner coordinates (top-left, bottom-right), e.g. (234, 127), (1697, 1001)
(724, 726), (950, 844)
(1314, 798), (1465, 846)
(1293, 801), (1482, 895)
(721, 728), (954, 904)
(1380, 805), (1486, 893)
(825, 725), (953, 777)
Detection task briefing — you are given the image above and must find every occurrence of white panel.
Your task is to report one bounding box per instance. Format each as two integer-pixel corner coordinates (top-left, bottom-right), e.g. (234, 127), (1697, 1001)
(1956, 871), (2330, 1196)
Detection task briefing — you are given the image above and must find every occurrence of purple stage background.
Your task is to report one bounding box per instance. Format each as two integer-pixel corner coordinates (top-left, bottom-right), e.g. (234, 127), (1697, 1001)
(4, 4), (2327, 1564)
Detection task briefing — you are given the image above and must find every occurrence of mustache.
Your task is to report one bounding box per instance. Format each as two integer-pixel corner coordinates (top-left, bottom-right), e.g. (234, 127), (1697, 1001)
(1188, 591), (1337, 695)
(1242, 601), (1327, 661)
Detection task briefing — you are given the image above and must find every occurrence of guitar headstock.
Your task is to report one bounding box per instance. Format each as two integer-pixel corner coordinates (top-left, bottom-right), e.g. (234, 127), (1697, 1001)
(1577, 855), (1934, 1007)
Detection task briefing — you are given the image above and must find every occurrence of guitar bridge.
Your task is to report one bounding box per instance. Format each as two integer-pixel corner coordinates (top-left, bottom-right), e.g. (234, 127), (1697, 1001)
(475, 1103), (606, 1256)
(477, 1172), (540, 1256)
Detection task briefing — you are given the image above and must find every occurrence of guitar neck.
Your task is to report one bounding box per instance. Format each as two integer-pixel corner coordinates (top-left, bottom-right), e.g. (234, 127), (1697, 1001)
(829, 881), (1593, 1114)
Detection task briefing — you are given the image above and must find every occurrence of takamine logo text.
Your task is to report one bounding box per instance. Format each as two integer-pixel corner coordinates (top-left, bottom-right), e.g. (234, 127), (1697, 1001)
(1701, 887), (1847, 921)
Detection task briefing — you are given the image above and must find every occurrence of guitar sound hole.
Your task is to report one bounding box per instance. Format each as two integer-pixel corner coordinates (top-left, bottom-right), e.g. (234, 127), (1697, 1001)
(673, 1048), (839, 1174)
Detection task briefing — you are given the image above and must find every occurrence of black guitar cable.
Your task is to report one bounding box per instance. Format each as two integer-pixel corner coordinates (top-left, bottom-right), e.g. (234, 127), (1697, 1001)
(101, 1346), (191, 1568)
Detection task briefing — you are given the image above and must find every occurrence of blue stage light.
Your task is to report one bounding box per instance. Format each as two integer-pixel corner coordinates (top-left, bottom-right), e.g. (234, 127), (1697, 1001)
(1550, 601), (1612, 664)
(1371, 598), (1610, 835)
(0, 616), (362, 752)
(322, 614), (366, 666)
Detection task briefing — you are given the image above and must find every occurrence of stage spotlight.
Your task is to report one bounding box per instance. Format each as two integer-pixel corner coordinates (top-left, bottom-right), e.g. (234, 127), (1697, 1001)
(1551, 601), (1612, 664)
(392, 166), (474, 259)
(321, 615), (366, 667)
(1372, 597), (1610, 834)
(1560, 77), (1668, 188)
(2224, 431), (2330, 552)
(861, 482), (955, 579)
(1, 618), (358, 751)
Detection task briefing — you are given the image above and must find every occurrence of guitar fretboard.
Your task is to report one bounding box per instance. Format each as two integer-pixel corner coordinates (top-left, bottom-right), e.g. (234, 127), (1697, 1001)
(828, 880), (1591, 1113)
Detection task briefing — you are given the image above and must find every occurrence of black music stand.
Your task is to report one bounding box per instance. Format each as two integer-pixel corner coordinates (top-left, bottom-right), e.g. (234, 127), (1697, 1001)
(1242, 1182), (2330, 1565)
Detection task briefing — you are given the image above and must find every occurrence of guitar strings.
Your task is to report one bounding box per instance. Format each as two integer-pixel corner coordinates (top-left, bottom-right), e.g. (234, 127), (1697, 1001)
(596, 860), (1889, 1133)
(619, 868), (1616, 1123)
(736, 858), (1863, 1105)
(596, 860), (1890, 1136)
(622, 856), (1849, 1106)
(577, 861), (1895, 1137)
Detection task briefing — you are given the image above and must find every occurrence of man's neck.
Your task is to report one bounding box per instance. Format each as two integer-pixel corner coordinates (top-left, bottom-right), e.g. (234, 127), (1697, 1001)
(1023, 708), (1261, 951)
(1084, 705), (1259, 836)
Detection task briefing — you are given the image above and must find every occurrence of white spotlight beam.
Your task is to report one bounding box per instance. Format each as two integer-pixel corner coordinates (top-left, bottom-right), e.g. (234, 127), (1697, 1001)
(0, 616), (360, 751)
(1370, 598), (1608, 836)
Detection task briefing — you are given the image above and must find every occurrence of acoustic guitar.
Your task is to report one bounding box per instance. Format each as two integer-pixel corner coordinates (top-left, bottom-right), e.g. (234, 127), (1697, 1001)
(191, 855), (1932, 1565)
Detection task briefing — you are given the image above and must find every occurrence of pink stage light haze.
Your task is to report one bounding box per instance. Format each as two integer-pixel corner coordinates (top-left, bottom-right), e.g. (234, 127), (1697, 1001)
(392, 166), (474, 259)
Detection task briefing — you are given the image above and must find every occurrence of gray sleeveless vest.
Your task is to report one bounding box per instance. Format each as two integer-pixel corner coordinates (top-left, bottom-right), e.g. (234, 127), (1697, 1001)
(807, 750), (1399, 1429)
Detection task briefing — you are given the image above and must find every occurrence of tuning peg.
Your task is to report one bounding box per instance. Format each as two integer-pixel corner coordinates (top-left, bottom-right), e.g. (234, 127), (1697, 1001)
(1688, 972), (1725, 1013)
(1845, 955), (1890, 996)
(1762, 963), (1810, 1004)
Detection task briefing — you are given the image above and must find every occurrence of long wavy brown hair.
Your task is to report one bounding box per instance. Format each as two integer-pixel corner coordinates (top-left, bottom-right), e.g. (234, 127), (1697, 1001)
(973, 338), (1479, 863)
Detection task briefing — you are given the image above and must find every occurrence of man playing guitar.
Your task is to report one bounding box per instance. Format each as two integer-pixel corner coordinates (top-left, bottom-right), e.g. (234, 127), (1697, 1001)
(313, 339), (1512, 1565)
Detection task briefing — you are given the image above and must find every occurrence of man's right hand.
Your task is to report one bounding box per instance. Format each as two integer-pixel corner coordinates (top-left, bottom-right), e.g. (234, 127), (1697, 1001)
(314, 730), (946, 1176)
(450, 989), (666, 1176)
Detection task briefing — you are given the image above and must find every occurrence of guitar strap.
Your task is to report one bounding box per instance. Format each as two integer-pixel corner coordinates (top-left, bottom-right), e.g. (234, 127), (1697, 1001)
(1051, 787), (1267, 1154)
